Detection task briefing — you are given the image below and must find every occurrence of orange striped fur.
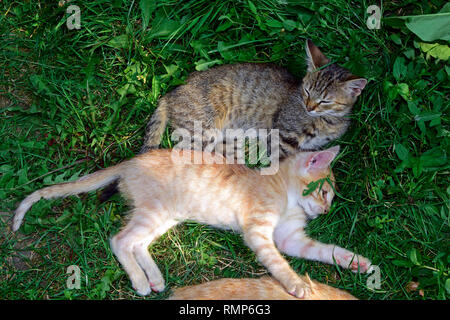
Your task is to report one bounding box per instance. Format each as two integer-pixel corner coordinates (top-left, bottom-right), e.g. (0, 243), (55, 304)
(169, 276), (357, 300)
(13, 147), (371, 298)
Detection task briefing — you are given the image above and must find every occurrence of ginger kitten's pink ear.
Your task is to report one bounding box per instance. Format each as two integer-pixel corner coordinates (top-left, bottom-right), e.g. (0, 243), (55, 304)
(305, 39), (330, 72)
(344, 77), (367, 97)
(305, 145), (340, 171)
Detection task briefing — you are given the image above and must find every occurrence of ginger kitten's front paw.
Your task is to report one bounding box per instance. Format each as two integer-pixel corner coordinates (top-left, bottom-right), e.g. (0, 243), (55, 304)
(333, 248), (372, 273)
(133, 280), (165, 295)
(149, 278), (165, 293)
(287, 279), (312, 299)
(348, 255), (371, 273)
(133, 281), (152, 296)
(133, 278), (165, 295)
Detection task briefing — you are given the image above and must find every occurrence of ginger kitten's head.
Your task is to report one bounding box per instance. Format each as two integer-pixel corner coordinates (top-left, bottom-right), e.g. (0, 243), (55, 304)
(290, 146), (340, 219)
(301, 40), (367, 117)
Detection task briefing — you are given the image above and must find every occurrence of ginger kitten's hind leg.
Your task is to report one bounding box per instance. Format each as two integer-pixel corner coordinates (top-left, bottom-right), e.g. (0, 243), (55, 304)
(110, 208), (177, 295)
(133, 216), (178, 292)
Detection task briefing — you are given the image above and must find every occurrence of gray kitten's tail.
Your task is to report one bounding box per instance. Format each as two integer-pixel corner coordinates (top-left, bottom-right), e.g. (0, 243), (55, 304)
(99, 102), (168, 203)
(98, 101), (169, 204)
(13, 164), (123, 232)
(140, 100), (168, 154)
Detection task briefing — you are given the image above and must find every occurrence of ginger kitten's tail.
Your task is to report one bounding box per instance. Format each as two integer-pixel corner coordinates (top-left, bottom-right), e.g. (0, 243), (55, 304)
(140, 99), (169, 154)
(13, 164), (123, 232)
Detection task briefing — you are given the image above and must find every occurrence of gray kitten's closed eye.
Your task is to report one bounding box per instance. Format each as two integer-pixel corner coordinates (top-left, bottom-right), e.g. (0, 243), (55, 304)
(140, 39), (367, 157)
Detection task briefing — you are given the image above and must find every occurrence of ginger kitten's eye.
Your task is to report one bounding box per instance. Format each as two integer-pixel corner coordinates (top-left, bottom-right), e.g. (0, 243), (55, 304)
(304, 88), (310, 97)
(319, 100), (332, 105)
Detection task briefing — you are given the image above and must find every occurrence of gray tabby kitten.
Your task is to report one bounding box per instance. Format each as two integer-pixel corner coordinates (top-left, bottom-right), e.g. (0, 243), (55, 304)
(141, 39), (367, 156)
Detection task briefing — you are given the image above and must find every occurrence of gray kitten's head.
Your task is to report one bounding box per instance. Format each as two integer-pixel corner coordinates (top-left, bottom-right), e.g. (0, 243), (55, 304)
(301, 40), (367, 117)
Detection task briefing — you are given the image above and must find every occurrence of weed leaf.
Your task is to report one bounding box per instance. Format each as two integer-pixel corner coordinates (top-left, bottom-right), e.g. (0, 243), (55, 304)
(140, 0), (156, 30)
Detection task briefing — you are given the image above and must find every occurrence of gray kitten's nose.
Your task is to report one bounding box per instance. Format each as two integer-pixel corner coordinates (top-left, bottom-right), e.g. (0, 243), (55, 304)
(305, 98), (318, 112)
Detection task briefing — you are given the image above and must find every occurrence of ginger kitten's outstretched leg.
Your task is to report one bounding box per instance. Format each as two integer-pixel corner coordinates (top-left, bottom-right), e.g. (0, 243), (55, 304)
(280, 232), (371, 272)
(274, 211), (371, 273)
(110, 208), (177, 295)
(243, 211), (311, 298)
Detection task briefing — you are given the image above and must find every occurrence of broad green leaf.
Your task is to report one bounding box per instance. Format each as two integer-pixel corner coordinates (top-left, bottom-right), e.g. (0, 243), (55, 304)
(195, 59), (222, 71)
(217, 41), (234, 60)
(390, 33), (402, 45)
(384, 5), (450, 41)
(420, 147), (447, 169)
(117, 84), (136, 98)
(0, 164), (13, 174)
(394, 143), (409, 161)
(417, 119), (426, 134)
(303, 180), (319, 196)
(140, 0), (156, 30)
(148, 18), (181, 39)
(107, 34), (129, 49)
(414, 111), (442, 122)
(407, 100), (420, 115)
(17, 168), (28, 185)
(418, 42), (450, 61)
(151, 76), (160, 100)
(393, 57), (407, 80)
(392, 259), (413, 268)
(412, 157), (423, 177)
(216, 20), (232, 33)
(282, 19), (297, 31)
(265, 19), (283, 29)
(396, 83), (410, 101)
(248, 0), (258, 15)
(30, 75), (51, 95)
(403, 48), (415, 59)
(302, 178), (326, 196)
(406, 15), (450, 41)
(408, 248), (421, 265)
(162, 64), (179, 78)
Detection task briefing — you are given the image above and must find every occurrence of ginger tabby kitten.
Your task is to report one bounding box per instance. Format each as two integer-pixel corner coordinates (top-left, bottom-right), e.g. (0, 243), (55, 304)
(169, 276), (357, 300)
(13, 146), (371, 299)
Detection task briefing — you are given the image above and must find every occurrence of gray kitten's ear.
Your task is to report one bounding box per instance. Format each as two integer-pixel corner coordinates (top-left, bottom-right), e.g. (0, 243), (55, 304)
(344, 77), (367, 97)
(305, 39), (330, 72)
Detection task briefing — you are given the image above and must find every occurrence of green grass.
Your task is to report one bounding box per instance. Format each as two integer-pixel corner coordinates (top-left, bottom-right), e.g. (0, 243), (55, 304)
(0, 0), (448, 300)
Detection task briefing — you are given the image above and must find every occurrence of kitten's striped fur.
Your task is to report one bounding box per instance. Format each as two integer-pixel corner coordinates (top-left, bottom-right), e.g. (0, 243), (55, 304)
(141, 40), (367, 156)
(168, 276), (357, 300)
(13, 147), (371, 299)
